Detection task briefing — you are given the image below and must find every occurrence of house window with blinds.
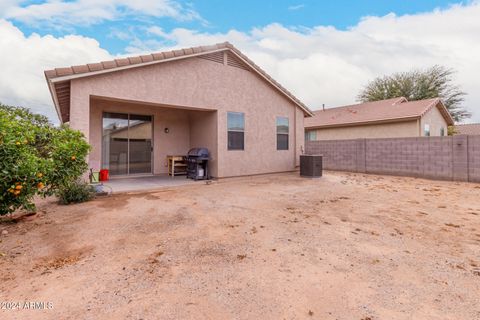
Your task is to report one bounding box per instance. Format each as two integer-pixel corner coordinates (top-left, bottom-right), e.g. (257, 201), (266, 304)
(424, 124), (431, 136)
(227, 112), (245, 150)
(276, 117), (289, 150)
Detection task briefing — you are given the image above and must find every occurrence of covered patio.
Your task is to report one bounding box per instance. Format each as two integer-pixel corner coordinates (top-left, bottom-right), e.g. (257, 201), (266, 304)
(99, 175), (202, 193)
(88, 96), (218, 179)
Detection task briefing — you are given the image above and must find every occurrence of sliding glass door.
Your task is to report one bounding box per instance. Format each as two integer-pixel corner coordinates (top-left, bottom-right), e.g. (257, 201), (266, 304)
(102, 112), (152, 176)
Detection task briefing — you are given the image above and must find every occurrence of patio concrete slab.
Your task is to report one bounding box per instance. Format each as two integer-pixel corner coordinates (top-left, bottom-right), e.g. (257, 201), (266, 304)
(100, 175), (201, 193)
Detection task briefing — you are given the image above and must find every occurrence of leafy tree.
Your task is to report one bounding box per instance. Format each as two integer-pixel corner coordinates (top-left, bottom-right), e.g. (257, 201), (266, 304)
(0, 103), (90, 215)
(358, 65), (469, 122)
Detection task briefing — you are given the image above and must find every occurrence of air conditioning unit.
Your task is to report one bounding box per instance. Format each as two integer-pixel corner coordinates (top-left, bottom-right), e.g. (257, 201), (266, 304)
(300, 155), (323, 178)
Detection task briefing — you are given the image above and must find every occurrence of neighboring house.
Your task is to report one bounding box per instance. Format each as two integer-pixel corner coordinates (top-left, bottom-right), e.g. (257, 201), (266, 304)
(454, 123), (480, 135)
(304, 97), (454, 141)
(45, 42), (313, 178)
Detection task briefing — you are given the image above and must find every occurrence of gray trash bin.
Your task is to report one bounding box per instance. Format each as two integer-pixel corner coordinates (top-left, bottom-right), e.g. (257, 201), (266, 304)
(300, 155), (323, 178)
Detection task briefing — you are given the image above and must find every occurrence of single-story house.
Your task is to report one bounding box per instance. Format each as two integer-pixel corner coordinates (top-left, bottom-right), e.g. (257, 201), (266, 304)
(454, 123), (480, 135)
(45, 42), (313, 178)
(304, 97), (454, 141)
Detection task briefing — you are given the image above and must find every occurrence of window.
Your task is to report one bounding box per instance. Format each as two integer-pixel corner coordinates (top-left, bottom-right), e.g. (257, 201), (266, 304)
(305, 130), (317, 141)
(102, 112), (152, 176)
(440, 127), (445, 136)
(424, 124), (430, 136)
(276, 117), (289, 150)
(227, 112), (244, 150)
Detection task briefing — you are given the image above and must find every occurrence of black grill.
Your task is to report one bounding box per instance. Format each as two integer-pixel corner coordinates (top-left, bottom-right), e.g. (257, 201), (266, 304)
(184, 148), (210, 180)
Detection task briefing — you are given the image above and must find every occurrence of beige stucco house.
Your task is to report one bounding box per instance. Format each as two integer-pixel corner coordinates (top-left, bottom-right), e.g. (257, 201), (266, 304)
(304, 97), (454, 141)
(45, 42), (313, 178)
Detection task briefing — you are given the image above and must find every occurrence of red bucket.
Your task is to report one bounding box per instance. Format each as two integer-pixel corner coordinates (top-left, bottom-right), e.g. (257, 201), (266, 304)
(99, 169), (109, 182)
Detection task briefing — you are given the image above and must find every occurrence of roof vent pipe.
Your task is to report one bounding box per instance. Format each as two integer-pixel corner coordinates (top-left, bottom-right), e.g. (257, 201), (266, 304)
(322, 104), (325, 111)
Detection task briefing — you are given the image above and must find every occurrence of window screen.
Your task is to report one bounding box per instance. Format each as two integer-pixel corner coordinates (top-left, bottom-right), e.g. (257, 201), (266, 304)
(277, 117), (289, 150)
(305, 130), (317, 141)
(424, 124), (430, 136)
(228, 112), (245, 150)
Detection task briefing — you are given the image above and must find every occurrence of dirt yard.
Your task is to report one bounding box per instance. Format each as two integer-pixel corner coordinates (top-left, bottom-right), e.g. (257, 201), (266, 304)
(1, 171), (479, 320)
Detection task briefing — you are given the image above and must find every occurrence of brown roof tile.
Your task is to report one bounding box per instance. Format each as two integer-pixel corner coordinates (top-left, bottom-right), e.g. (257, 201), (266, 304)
(87, 63), (103, 72)
(55, 67), (74, 76)
(173, 49), (184, 57)
(101, 60), (117, 69)
(44, 70), (57, 78)
(163, 51), (174, 59)
(183, 48), (194, 55)
(202, 44), (218, 51)
(152, 52), (164, 60)
(140, 54), (154, 63)
(128, 56), (142, 64)
(115, 58), (129, 67)
(192, 46), (203, 54)
(454, 123), (480, 135)
(72, 65), (90, 74)
(305, 97), (454, 128)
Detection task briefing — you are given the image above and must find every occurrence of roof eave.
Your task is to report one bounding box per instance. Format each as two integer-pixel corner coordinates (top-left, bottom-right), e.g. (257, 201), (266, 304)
(438, 100), (455, 126)
(46, 45), (313, 117)
(45, 72), (64, 124)
(305, 116), (421, 130)
(47, 48), (229, 83)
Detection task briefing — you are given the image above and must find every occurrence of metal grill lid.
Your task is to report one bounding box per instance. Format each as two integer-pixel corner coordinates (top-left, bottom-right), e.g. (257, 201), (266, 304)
(187, 148), (210, 158)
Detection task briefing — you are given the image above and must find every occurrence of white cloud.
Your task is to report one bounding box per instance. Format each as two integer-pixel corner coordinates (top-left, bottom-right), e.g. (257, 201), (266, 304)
(2, 0), (203, 27)
(288, 4), (305, 11)
(1, 2), (479, 123)
(136, 2), (480, 122)
(0, 19), (112, 121)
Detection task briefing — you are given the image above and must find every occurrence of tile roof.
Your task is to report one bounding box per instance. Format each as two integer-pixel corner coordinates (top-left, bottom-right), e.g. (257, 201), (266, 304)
(304, 97), (454, 129)
(454, 123), (480, 135)
(45, 42), (313, 122)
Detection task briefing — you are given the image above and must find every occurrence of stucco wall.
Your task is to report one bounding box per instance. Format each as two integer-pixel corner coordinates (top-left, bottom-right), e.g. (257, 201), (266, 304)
(189, 111), (218, 177)
(71, 55), (305, 178)
(308, 120), (419, 141)
(420, 104), (449, 136)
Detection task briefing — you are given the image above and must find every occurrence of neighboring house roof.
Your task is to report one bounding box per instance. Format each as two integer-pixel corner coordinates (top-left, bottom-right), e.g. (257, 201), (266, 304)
(45, 42), (313, 123)
(454, 123), (480, 135)
(304, 97), (454, 129)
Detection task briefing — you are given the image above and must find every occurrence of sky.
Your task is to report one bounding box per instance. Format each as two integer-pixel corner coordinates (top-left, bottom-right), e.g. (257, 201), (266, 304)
(0, 0), (479, 123)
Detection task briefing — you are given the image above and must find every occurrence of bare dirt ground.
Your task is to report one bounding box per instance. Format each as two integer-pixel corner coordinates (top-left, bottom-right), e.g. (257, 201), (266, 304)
(1, 171), (479, 320)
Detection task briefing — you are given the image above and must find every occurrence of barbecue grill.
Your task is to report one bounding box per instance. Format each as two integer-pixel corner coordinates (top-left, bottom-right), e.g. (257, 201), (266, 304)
(184, 148), (210, 180)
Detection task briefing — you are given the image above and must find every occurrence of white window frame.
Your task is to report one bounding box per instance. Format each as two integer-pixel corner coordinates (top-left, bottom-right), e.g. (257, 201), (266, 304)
(227, 112), (245, 151)
(424, 124), (430, 137)
(276, 116), (289, 150)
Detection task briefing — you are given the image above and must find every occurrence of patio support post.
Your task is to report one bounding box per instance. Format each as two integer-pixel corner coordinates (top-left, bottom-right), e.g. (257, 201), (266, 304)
(69, 90), (91, 171)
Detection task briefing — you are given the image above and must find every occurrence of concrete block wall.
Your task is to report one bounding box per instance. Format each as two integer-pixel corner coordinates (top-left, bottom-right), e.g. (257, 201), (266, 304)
(468, 135), (480, 182)
(305, 135), (479, 182)
(306, 139), (357, 171)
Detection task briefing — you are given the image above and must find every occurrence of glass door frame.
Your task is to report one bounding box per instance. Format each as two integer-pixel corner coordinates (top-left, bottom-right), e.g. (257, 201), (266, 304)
(101, 111), (154, 177)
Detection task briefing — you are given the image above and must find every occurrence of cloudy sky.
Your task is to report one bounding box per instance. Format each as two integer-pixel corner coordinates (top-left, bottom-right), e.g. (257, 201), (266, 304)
(0, 0), (479, 123)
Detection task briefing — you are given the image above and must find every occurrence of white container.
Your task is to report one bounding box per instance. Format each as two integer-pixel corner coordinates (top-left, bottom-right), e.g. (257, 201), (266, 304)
(198, 168), (204, 177)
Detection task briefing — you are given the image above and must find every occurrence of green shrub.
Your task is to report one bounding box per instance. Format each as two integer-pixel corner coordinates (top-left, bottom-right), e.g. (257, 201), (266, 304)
(57, 180), (95, 205)
(0, 103), (91, 215)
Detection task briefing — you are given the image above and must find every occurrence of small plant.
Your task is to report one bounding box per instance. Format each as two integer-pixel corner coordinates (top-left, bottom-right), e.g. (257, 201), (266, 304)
(447, 125), (457, 136)
(57, 180), (95, 205)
